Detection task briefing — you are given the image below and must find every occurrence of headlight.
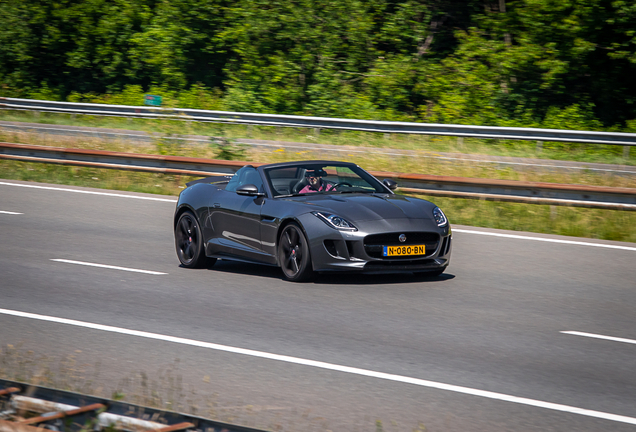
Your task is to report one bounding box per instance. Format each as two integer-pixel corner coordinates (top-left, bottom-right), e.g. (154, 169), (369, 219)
(433, 207), (448, 227)
(312, 211), (357, 231)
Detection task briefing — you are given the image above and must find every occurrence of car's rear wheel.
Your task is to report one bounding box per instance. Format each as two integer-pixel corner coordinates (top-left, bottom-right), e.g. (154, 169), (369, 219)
(278, 222), (313, 282)
(175, 210), (215, 268)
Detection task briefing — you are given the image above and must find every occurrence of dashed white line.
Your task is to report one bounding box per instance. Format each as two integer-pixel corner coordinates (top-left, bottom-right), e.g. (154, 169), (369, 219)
(453, 229), (636, 251)
(51, 259), (167, 275)
(0, 307), (634, 426)
(0, 210), (22, 215)
(561, 331), (636, 346)
(0, 182), (177, 202)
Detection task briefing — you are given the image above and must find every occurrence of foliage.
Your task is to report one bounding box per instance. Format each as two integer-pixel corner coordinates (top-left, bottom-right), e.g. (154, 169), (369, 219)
(1, 0), (635, 129)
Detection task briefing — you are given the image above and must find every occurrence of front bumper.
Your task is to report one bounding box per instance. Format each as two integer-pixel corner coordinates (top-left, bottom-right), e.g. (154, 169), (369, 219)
(299, 215), (452, 274)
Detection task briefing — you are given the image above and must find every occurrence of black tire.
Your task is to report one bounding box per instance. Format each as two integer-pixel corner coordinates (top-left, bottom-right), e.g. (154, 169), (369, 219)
(278, 222), (314, 282)
(175, 210), (215, 268)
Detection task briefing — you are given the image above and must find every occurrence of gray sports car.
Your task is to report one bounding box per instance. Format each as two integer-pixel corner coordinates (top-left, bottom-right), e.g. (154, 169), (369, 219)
(174, 160), (452, 281)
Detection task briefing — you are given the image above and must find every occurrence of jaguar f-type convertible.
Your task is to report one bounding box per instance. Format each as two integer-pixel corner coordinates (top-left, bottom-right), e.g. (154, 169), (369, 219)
(174, 160), (452, 281)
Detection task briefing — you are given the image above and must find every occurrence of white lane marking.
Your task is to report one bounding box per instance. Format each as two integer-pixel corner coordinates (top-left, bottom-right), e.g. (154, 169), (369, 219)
(0, 210), (22, 215)
(0, 182), (177, 202)
(0, 308), (634, 426)
(562, 331), (636, 346)
(453, 228), (636, 251)
(51, 259), (167, 275)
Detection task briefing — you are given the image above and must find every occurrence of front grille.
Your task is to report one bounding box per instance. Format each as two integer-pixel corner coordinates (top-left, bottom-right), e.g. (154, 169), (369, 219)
(364, 232), (440, 259)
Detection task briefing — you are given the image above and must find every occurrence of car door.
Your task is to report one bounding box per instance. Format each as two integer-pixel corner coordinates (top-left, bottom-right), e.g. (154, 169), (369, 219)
(209, 167), (268, 261)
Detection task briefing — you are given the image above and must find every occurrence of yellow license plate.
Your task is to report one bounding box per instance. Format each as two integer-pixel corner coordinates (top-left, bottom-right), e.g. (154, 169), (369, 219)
(383, 245), (426, 257)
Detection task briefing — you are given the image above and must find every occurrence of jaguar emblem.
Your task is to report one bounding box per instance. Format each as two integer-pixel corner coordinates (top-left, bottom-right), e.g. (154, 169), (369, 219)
(399, 234), (407, 243)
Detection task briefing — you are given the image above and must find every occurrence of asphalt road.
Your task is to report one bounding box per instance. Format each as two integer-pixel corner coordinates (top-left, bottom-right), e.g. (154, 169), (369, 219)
(1, 179), (635, 432)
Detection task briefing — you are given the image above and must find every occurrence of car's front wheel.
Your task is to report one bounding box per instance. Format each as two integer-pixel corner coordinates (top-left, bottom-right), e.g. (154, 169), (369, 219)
(175, 210), (215, 268)
(278, 222), (313, 282)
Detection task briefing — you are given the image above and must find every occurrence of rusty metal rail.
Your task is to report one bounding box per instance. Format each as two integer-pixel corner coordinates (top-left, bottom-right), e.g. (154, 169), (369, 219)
(1, 142), (635, 211)
(0, 380), (265, 432)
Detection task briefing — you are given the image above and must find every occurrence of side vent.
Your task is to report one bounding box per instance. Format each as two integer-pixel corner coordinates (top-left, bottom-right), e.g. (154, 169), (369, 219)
(324, 240), (338, 257)
(439, 237), (448, 256)
(346, 241), (356, 258)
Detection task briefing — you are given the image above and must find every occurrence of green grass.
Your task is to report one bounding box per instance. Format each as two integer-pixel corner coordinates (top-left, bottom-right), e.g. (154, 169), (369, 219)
(0, 160), (190, 196)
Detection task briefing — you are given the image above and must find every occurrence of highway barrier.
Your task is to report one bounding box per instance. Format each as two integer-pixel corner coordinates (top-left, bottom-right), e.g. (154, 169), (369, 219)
(1, 142), (635, 211)
(2, 97), (636, 148)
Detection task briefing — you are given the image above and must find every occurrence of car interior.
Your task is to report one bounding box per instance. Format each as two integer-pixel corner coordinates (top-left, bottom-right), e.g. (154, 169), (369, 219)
(267, 167), (308, 196)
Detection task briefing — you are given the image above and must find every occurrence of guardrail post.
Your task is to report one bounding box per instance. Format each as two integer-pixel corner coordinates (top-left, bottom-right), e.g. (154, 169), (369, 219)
(457, 137), (464, 150)
(313, 128), (320, 137)
(384, 133), (391, 140)
(536, 141), (543, 153)
(624, 145), (630, 160)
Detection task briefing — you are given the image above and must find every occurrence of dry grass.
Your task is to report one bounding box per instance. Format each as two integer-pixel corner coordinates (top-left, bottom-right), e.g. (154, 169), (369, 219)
(1, 127), (635, 189)
(0, 345), (394, 432)
(1, 110), (634, 166)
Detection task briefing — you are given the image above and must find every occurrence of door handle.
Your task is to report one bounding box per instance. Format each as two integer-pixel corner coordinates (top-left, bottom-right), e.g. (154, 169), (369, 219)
(213, 203), (221, 208)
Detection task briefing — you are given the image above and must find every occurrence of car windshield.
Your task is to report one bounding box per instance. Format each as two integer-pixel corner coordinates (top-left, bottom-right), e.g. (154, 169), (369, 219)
(264, 163), (387, 197)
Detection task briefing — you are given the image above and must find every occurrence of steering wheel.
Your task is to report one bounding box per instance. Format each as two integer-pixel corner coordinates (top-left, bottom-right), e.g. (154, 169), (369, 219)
(331, 181), (353, 189)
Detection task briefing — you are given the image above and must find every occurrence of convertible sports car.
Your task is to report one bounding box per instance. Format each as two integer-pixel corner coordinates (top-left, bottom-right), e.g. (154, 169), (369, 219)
(173, 160), (452, 281)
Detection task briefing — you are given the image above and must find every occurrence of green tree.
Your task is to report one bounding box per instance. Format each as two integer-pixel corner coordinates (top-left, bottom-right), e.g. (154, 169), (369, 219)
(129, 0), (231, 90)
(424, 0), (636, 126)
(0, 0), (158, 95)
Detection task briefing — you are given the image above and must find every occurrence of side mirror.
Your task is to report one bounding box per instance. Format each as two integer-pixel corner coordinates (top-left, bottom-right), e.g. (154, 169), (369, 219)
(383, 179), (398, 191)
(236, 184), (265, 197)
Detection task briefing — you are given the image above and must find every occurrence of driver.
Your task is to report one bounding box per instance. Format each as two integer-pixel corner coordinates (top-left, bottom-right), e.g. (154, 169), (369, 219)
(299, 169), (335, 193)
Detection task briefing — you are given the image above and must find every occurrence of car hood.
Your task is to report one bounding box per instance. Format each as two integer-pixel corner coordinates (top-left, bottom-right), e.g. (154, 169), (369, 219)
(287, 193), (436, 222)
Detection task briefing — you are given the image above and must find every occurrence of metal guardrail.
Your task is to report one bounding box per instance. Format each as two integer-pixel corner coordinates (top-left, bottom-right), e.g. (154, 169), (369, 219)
(0, 142), (239, 177)
(2, 97), (636, 147)
(0, 379), (265, 432)
(1, 142), (635, 210)
(2, 121), (635, 176)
